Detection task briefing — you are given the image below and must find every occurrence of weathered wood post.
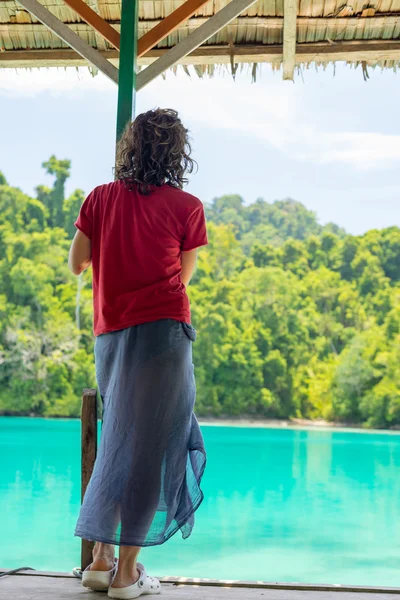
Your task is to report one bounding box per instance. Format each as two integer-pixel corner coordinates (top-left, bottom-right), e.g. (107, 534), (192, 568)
(81, 388), (98, 571)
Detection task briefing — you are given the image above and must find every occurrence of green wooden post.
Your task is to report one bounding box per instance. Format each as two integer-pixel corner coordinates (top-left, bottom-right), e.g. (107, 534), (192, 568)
(116, 0), (139, 143)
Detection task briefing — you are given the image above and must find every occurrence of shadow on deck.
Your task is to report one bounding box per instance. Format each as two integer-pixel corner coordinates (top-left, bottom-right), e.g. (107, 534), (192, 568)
(1, 571), (400, 600)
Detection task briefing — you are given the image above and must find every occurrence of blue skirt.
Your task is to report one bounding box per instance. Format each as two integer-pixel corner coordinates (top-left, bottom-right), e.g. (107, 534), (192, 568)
(75, 319), (206, 547)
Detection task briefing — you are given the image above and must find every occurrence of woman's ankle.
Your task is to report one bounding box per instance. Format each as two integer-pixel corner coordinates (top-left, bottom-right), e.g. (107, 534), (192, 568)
(91, 542), (115, 571)
(111, 565), (140, 588)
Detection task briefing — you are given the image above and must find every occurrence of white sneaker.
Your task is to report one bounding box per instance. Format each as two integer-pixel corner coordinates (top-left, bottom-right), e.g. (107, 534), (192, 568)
(108, 563), (161, 599)
(82, 558), (118, 592)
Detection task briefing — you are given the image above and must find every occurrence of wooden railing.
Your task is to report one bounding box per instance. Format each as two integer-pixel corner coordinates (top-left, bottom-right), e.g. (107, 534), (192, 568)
(80, 388), (98, 571)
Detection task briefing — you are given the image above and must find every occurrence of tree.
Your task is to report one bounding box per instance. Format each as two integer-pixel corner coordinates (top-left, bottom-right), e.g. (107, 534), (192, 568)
(0, 184), (47, 233)
(0, 160), (399, 428)
(37, 156), (71, 228)
(63, 189), (85, 238)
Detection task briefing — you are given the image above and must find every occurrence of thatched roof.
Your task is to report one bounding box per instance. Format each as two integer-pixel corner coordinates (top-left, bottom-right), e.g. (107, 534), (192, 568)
(1, 0), (400, 75)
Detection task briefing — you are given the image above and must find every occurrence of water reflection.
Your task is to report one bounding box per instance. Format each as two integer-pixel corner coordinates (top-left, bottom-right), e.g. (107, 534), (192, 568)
(1, 419), (399, 586)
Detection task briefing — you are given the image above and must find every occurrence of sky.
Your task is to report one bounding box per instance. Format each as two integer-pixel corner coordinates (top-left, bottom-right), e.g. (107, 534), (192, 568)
(0, 63), (399, 235)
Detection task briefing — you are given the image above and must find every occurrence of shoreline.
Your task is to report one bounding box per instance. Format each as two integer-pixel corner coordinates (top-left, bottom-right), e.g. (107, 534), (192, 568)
(198, 416), (400, 434)
(1, 413), (400, 434)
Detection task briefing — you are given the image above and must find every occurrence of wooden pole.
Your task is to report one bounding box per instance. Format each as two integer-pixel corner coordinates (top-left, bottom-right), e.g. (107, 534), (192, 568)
(283, 0), (297, 80)
(116, 0), (139, 143)
(81, 388), (98, 572)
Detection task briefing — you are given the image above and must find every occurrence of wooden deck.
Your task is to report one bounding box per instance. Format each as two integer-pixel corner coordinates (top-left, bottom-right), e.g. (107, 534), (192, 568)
(1, 571), (400, 600)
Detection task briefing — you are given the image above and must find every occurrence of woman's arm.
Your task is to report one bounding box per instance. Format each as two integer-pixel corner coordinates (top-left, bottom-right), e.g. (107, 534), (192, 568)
(68, 230), (92, 276)
(181, 249), (198, 287)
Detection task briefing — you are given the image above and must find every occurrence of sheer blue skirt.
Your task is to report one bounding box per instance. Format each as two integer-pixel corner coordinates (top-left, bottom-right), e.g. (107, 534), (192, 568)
(75, 319), (206, 547)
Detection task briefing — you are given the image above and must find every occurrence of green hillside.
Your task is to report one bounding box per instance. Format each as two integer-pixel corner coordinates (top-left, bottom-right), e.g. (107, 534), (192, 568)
(0, 159), (399, 428)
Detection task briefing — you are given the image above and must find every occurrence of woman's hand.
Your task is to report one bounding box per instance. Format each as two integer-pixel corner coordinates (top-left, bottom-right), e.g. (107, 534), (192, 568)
(181, 249), (197, 287)
(68, 230), (92, 275)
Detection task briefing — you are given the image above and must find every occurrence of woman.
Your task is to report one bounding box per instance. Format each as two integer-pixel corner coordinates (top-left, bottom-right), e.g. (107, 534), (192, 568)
(69, 108), (207, 600)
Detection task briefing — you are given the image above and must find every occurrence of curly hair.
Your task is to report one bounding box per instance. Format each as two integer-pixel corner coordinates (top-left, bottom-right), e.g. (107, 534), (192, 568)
(115, 108), (196, 195)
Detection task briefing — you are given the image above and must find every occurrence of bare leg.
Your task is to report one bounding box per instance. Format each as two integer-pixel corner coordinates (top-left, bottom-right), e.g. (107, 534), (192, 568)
(91, 542), (115, 571)
(112, 546), (141, 588)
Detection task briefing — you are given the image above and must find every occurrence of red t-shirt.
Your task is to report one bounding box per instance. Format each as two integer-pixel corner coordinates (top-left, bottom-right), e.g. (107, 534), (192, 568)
(75, 180), (208, 336)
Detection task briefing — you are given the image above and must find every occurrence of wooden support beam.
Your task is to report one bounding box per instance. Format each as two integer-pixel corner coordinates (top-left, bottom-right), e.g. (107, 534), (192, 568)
(137, 0), (211, 57)
(80, 389), (98, 572)
(61, 0), (210, 57)
(16, 0), (118, 83)
(62, 0), (120, 50)
(3, 41), (400, 69)
(116, 0), (138, 142)
(4, 14), (400, 35)
(283, 0), (297, 80)
(3, 13), (400, 28)
(136, 0), (259, 90)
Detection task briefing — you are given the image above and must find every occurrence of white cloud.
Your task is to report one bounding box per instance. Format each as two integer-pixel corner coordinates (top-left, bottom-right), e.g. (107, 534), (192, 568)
(0, 68), (114, 96)
(1, 66), (400, 170)
(316, 131), (400, 168)
(142, 75), (400, 171)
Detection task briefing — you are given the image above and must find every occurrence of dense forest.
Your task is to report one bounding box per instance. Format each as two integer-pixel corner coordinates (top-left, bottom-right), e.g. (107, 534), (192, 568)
(0, 159), (399, 428)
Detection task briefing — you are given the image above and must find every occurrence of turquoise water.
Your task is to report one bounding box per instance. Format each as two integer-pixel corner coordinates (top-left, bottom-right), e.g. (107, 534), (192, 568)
(1, 418), (400, 586)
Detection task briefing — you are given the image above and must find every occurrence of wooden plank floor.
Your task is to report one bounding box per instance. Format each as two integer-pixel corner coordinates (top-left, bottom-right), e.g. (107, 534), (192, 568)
(1, 573), (400, 600)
